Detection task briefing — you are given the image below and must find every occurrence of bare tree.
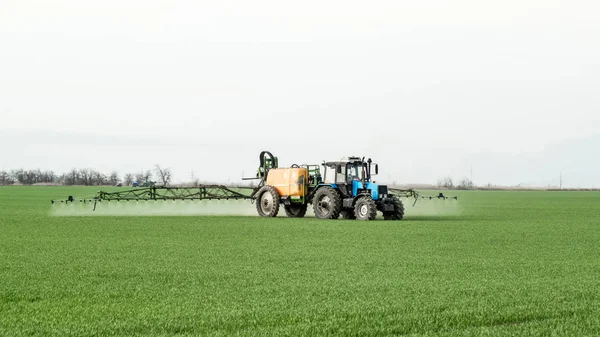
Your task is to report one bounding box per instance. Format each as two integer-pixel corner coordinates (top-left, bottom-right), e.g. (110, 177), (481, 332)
(457, 177), (474, 190)
(7, 170), (17, 184)
(123, 173), (133, 186)
(134, 169), (153, 185)
(11, 169), (23, 184)
(79, 169), (92, 186)
(59, 168), (78, 185)
(68, 168), (79, 185)
(108, 171), (119, 186)
(135, 171), (144, 184)
(143, 170), (152, 183)
(437, 176), (454, 189)
(42, 170), (56, 183)
(154, 165), (172, 186)
(90, 170), (106, 185)
(0, 171), (14, 185)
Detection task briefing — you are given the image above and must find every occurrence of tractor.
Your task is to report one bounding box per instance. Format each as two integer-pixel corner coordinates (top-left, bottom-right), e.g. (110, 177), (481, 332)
(250, 151), (406, 220)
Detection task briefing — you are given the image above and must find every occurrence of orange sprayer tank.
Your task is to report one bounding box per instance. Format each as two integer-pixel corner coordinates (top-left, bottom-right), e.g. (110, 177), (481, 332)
(266, 167), (307, 198)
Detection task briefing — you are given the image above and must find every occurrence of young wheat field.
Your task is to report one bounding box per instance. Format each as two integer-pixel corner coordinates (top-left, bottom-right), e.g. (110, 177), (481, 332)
(1, 186), (599, 336)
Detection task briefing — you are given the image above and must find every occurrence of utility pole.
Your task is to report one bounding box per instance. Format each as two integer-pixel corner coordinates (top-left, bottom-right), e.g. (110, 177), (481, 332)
(470, 164), (473, 184)
(560, 171), (562, 190)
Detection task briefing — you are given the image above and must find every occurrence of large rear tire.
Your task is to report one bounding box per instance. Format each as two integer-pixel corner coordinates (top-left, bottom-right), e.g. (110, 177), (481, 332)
(255, 185), (280, 217)
(312, 186), (342, 219)
(284, 204), (307, 218)
(383, 196), (404, 220)
(354, 195), (377, 221)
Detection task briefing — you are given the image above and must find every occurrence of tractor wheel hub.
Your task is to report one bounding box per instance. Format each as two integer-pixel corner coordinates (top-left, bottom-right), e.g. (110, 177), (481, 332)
(359, 204), (368, 217)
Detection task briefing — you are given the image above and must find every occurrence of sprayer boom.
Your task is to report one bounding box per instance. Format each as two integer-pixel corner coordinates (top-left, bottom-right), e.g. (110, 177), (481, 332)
(51, 185), (258, 209)
(50, 150), (458, 218)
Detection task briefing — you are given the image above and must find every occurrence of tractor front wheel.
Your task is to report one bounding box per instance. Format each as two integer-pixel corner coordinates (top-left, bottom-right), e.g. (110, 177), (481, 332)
(284, 204), (308, 218)
(255, 185), (280, 217)
(383, 196), (404, 220)
(354, 195), (377, 220)
(312, 186), (342, 219)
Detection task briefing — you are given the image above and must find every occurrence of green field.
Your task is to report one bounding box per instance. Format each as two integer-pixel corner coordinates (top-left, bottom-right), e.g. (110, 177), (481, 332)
(1, 186), (599, 336)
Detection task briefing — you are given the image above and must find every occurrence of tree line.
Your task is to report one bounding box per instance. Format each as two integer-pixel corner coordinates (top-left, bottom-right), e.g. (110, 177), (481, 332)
(0, 166), (472, 189)
(0, 165), (172, 186)
(436, 175), (475, 189)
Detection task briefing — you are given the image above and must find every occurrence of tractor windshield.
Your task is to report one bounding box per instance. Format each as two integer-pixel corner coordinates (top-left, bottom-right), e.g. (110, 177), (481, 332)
(346, 162), (365, 182)
(323, 162), (368, 184)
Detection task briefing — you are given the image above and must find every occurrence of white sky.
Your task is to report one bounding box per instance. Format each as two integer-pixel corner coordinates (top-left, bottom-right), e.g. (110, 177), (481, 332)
(1, 0), (599, 187)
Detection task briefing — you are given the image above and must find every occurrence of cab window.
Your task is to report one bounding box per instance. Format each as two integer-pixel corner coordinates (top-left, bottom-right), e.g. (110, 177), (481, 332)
(323, 164), (336, 184)
(336, 165), (346, 184)
(347, 163), (364, 182)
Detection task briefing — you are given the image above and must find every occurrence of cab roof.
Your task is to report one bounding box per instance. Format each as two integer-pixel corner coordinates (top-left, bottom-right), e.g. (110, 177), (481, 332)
(323, 156), (367, 166)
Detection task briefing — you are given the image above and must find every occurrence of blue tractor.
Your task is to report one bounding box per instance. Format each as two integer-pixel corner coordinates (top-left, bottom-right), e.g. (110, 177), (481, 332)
(309, 156), (404, 220)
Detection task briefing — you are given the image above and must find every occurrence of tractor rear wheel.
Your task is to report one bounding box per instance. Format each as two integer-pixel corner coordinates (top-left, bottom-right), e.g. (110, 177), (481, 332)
(383, 196), (404, 220)
(284, 204), (307, 218)
(312, 186), (342, 219)
(255, 185), (280, 217)
(354, 195), (377, 220)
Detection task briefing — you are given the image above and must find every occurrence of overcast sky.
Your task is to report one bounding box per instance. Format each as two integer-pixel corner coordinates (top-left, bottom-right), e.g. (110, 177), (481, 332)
(1, 0), (599, 187)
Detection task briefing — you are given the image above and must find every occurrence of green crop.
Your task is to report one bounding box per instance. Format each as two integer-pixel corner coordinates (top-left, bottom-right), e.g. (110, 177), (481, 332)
(1, 186), (599, 336)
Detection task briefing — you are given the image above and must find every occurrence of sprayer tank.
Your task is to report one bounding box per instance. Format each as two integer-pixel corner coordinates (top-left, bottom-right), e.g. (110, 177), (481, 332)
(265, 168), (307, 198)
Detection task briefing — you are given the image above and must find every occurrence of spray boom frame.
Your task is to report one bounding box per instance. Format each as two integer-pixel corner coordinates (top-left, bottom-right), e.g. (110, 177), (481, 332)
(50, 150), (458, 214)
(51, 185), (258, 211)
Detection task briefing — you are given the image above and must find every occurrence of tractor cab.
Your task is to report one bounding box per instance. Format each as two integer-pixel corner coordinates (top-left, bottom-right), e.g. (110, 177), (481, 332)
(321, 157), (379, 198)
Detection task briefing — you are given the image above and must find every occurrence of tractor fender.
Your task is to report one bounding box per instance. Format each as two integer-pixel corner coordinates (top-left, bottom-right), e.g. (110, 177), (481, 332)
(317, 183), (338, 189)
(306, 184), (338, 203)
(342, 192), (372, 209)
